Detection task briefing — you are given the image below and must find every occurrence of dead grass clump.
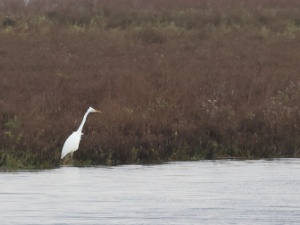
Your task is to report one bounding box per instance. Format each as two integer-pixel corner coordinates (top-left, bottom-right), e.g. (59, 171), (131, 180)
(136, 26), (167, 44)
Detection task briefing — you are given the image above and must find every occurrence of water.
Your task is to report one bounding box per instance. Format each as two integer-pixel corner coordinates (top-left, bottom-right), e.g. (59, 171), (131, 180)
(1, 159), (300, 225)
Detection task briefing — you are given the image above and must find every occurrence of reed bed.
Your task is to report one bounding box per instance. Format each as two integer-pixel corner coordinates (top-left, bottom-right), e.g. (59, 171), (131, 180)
(1, 0), (300, 168)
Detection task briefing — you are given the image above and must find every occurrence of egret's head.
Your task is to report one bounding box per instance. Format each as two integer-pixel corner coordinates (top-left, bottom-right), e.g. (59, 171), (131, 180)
(89, 107), (101, 113)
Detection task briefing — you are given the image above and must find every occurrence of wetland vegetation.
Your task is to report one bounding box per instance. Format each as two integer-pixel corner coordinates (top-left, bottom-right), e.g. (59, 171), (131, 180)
(1, 0), (300, 169)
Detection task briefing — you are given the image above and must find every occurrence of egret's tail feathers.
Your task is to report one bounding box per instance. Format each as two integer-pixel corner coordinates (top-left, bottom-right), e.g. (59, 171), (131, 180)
(61, 152), (67, 160)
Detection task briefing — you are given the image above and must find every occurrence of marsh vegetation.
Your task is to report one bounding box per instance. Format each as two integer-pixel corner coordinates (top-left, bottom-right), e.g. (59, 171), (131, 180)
(1, 0), (300, 168)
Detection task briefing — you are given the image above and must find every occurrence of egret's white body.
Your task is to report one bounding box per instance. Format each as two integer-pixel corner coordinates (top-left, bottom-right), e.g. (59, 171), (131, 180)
(61, 107), (101, 159)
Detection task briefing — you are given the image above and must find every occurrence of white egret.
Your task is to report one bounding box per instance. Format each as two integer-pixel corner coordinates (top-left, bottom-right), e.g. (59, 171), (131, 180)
(61, 107), (101, 160)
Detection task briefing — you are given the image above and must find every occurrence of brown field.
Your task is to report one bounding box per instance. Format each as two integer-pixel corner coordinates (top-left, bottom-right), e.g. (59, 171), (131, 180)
(1, 0), (300, 168)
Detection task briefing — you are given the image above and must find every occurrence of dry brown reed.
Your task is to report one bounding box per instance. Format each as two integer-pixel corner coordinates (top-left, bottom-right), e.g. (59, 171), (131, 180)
(1, 0), (300, 168)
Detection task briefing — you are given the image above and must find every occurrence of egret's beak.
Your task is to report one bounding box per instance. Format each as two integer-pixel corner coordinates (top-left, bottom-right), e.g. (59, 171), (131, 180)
(95, 110), (101, 113)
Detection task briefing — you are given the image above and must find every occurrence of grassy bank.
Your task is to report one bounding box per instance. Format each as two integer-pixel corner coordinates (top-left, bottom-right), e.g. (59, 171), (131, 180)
(1, 0), (300, 169)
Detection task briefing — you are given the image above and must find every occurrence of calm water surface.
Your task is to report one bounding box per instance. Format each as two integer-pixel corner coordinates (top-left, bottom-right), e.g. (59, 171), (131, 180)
(1, 159), (300, 224)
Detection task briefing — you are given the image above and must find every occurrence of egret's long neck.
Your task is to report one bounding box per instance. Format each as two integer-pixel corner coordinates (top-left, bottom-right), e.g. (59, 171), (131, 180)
(76, 110), (90, 133)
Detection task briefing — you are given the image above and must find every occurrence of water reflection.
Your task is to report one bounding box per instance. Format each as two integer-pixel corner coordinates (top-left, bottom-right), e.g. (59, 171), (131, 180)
(1, 159), (300, 224)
